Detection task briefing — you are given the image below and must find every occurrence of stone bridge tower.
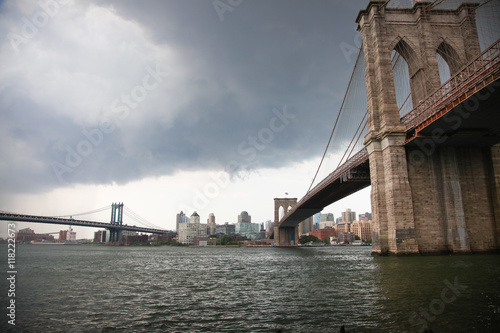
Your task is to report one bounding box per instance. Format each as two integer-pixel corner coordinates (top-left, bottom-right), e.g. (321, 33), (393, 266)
(357, 1), (499, 254)
(274, 197), (299, 245)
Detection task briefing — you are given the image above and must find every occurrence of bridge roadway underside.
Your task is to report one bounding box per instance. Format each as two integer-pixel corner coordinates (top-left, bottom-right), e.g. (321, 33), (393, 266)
(406, 78), (500, 148)
(383, 78), (500, 255)
(279, 162), (371, 228)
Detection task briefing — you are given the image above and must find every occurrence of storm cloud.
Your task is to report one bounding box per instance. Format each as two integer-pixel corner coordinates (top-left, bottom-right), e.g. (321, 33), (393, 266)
(0, 0), (364, 194)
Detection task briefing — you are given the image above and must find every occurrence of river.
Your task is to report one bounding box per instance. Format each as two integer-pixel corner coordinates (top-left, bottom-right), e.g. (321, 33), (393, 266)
(1, 245), (499, 332)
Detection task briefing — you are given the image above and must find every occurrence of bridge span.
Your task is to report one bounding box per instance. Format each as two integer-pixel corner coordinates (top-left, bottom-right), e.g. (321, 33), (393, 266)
(0, 203), (171, 243)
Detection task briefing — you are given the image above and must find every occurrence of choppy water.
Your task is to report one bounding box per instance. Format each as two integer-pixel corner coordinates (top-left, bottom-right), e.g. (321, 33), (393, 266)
(1, 245), (499, 332)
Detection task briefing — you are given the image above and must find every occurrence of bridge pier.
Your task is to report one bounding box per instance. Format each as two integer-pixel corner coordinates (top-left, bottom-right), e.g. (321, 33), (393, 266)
(107, 228), (123, 243)
(407, 145), (500, 253)
(367, 133), (419, 255)
(273, 226), (298, 246)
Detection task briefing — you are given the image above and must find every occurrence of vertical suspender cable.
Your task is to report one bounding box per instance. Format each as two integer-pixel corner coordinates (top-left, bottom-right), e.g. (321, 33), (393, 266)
(307, 47), (364, 194)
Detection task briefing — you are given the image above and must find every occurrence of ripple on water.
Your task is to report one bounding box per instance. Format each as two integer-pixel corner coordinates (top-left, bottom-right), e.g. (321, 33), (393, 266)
(1, 245), (499, 332)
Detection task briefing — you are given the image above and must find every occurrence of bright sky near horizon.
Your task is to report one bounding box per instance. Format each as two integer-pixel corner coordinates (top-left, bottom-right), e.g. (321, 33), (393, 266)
(0, 0), (375, 238)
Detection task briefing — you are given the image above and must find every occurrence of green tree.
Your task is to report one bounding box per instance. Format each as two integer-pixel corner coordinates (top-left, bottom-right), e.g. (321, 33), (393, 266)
(299, 235), (321, 244)
(322, 237), (330, 244)
(355, 235), (360, 240)
(219, 234), (232, 246)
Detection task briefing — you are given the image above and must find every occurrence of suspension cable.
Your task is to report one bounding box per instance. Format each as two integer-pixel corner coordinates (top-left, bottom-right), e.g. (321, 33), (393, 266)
(50, 205), (110, 218)
(307, 46), (364, 194)
(335, 110), (368, 169)
(123, 206), (162, 229)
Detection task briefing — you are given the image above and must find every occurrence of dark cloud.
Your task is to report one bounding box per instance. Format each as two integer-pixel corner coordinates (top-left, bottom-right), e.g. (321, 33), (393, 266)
(0, 0), (368, 194)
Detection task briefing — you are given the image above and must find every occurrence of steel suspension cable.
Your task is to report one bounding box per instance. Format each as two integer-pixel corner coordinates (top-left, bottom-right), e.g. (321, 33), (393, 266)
(51, 205), (110, 218)
(123, 206), (162, 229)
(307, 46), (364, 194)
(335, 110), (368, 169)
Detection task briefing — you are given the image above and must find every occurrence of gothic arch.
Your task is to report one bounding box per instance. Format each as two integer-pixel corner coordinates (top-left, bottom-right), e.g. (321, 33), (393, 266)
(393, 38), (421, 78)
(274, 198), (298, 224)
(436, 40), (463, 75)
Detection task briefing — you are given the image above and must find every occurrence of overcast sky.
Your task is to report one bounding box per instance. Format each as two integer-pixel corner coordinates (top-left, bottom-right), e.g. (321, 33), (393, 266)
(0, 0), (376, 238)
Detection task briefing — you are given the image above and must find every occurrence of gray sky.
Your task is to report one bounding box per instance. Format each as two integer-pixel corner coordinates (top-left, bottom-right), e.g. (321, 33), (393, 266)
(0, 0), (373, 237)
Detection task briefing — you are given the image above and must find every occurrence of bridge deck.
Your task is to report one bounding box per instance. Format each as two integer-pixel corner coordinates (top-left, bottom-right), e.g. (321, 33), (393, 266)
(0, 212), (169, 234)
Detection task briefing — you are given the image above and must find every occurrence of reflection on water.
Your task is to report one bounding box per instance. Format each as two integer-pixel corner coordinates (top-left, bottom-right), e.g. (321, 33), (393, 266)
(0, 245), (499, 332)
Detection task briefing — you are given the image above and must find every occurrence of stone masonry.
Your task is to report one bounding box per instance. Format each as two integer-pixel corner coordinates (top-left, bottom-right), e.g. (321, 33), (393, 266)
(357, 1), (498, 254)
(274, 198), (299, 245)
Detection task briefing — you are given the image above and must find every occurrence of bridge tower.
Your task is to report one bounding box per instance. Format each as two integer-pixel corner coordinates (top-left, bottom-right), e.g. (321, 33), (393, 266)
(357, 1), (499, 254)
(108, 202), (124, 242)
(274, 198), (299, 245)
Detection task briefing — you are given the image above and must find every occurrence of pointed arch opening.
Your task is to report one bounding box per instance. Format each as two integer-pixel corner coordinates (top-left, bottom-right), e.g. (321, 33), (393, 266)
(436, 41), (462, 80)
(279, 206), (285, 220)
(391, 40), (415, 117)
(436, 52), (451, 85)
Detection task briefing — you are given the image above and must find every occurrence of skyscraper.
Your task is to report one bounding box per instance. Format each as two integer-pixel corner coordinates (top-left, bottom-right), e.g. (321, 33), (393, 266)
(299, 216), (314, 235)
(207, 213), (216, 235)
(341, 209), (356, 223)
(178, 212), (207, 244)
(321, 213), (334, 222)
(176, 211), (189, 233)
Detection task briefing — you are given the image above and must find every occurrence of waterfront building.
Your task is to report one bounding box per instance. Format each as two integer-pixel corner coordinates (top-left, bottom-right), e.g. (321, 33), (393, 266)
(16, 228), (55, 243)
(193, 237), (217, 246)
(341, 209), (356, 223)
(176, 210), (190, 233)
(59, 230), (68, 241)
(337, 222), (351, 234)
(351, 220), (373, 241)
(309, 228), (336, 242)
(336, 222), (352, 243)
(178, 212), (208, 244)
(216, 222), (236, 235)
(93, 230), (106, 243)
(235, 221), (260, 240)
(339, 232), (356, 244)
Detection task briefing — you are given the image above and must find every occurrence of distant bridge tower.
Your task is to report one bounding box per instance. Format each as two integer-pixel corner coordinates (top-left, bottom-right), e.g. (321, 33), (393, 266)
(110, 202), (124, 225)
(109, 202), (124, 242)
(274, 198), (298, 245)
(357, 1), (499, 254)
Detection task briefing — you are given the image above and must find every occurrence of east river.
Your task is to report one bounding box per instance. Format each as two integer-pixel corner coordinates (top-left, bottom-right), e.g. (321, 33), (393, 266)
(1, 245), (499, 332)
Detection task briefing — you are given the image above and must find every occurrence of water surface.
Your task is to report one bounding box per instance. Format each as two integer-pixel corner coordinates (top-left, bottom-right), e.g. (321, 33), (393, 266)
(1, 245), (499, 332)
